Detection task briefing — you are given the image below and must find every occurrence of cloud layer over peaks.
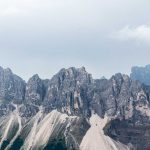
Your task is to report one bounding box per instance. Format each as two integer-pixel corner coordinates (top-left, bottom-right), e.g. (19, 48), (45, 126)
(112, 25), (150, 44)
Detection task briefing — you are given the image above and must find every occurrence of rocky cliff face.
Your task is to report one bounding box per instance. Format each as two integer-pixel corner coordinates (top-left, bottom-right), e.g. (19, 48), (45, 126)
(0, 67), (26, 102)
(130, 65), (150, 86)
(1, 66), (150, 150)
(43, 67), (92, 116)
(25, 74), (47, 105)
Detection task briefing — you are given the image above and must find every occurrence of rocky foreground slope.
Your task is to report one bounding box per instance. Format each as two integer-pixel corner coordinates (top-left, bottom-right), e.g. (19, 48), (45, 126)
(0, 66), (150, 150)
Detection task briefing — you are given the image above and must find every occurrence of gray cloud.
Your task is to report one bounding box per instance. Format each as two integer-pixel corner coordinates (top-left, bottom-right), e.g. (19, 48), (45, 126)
(111, 25), (150, 45)
(0, 0), (150, 80)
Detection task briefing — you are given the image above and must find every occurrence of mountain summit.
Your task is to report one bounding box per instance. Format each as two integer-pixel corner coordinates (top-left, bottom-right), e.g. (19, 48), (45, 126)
(0, 66), (150, 150)
(131, 65), (150, 85)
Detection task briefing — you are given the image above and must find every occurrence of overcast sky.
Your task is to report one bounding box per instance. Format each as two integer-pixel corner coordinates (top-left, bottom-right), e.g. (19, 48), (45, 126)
(0, 0), (150, 81)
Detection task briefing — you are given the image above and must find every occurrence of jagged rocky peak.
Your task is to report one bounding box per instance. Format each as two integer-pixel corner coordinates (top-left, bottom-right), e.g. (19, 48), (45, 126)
(102, 76), (150, 150)
(2, 66), (150, 150)
(25, 74), (47, 105)
(50, 66), (92, 86)
(130, 64), (150, 85)
(112, 73), (149, 116)
(0, 66), (26, 102)
(110, 73), (131, 96)
(43, 67), (92, 116)
(90, 73), (150, 119)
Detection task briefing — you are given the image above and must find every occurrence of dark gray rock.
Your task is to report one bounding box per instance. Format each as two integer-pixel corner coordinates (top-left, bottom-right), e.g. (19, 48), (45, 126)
(19, 104), (39, 118)
(88, 73), (150, 120)
(25, 74), (47, 105)
(130, 65), (150, 85)
(0, 103), (15, 116)
(0, 66), (26, 102)
(43, 67), (92, 117)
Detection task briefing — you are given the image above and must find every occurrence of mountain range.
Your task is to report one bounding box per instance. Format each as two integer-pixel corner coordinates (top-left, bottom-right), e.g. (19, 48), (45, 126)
(0, 65), (150, 150)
